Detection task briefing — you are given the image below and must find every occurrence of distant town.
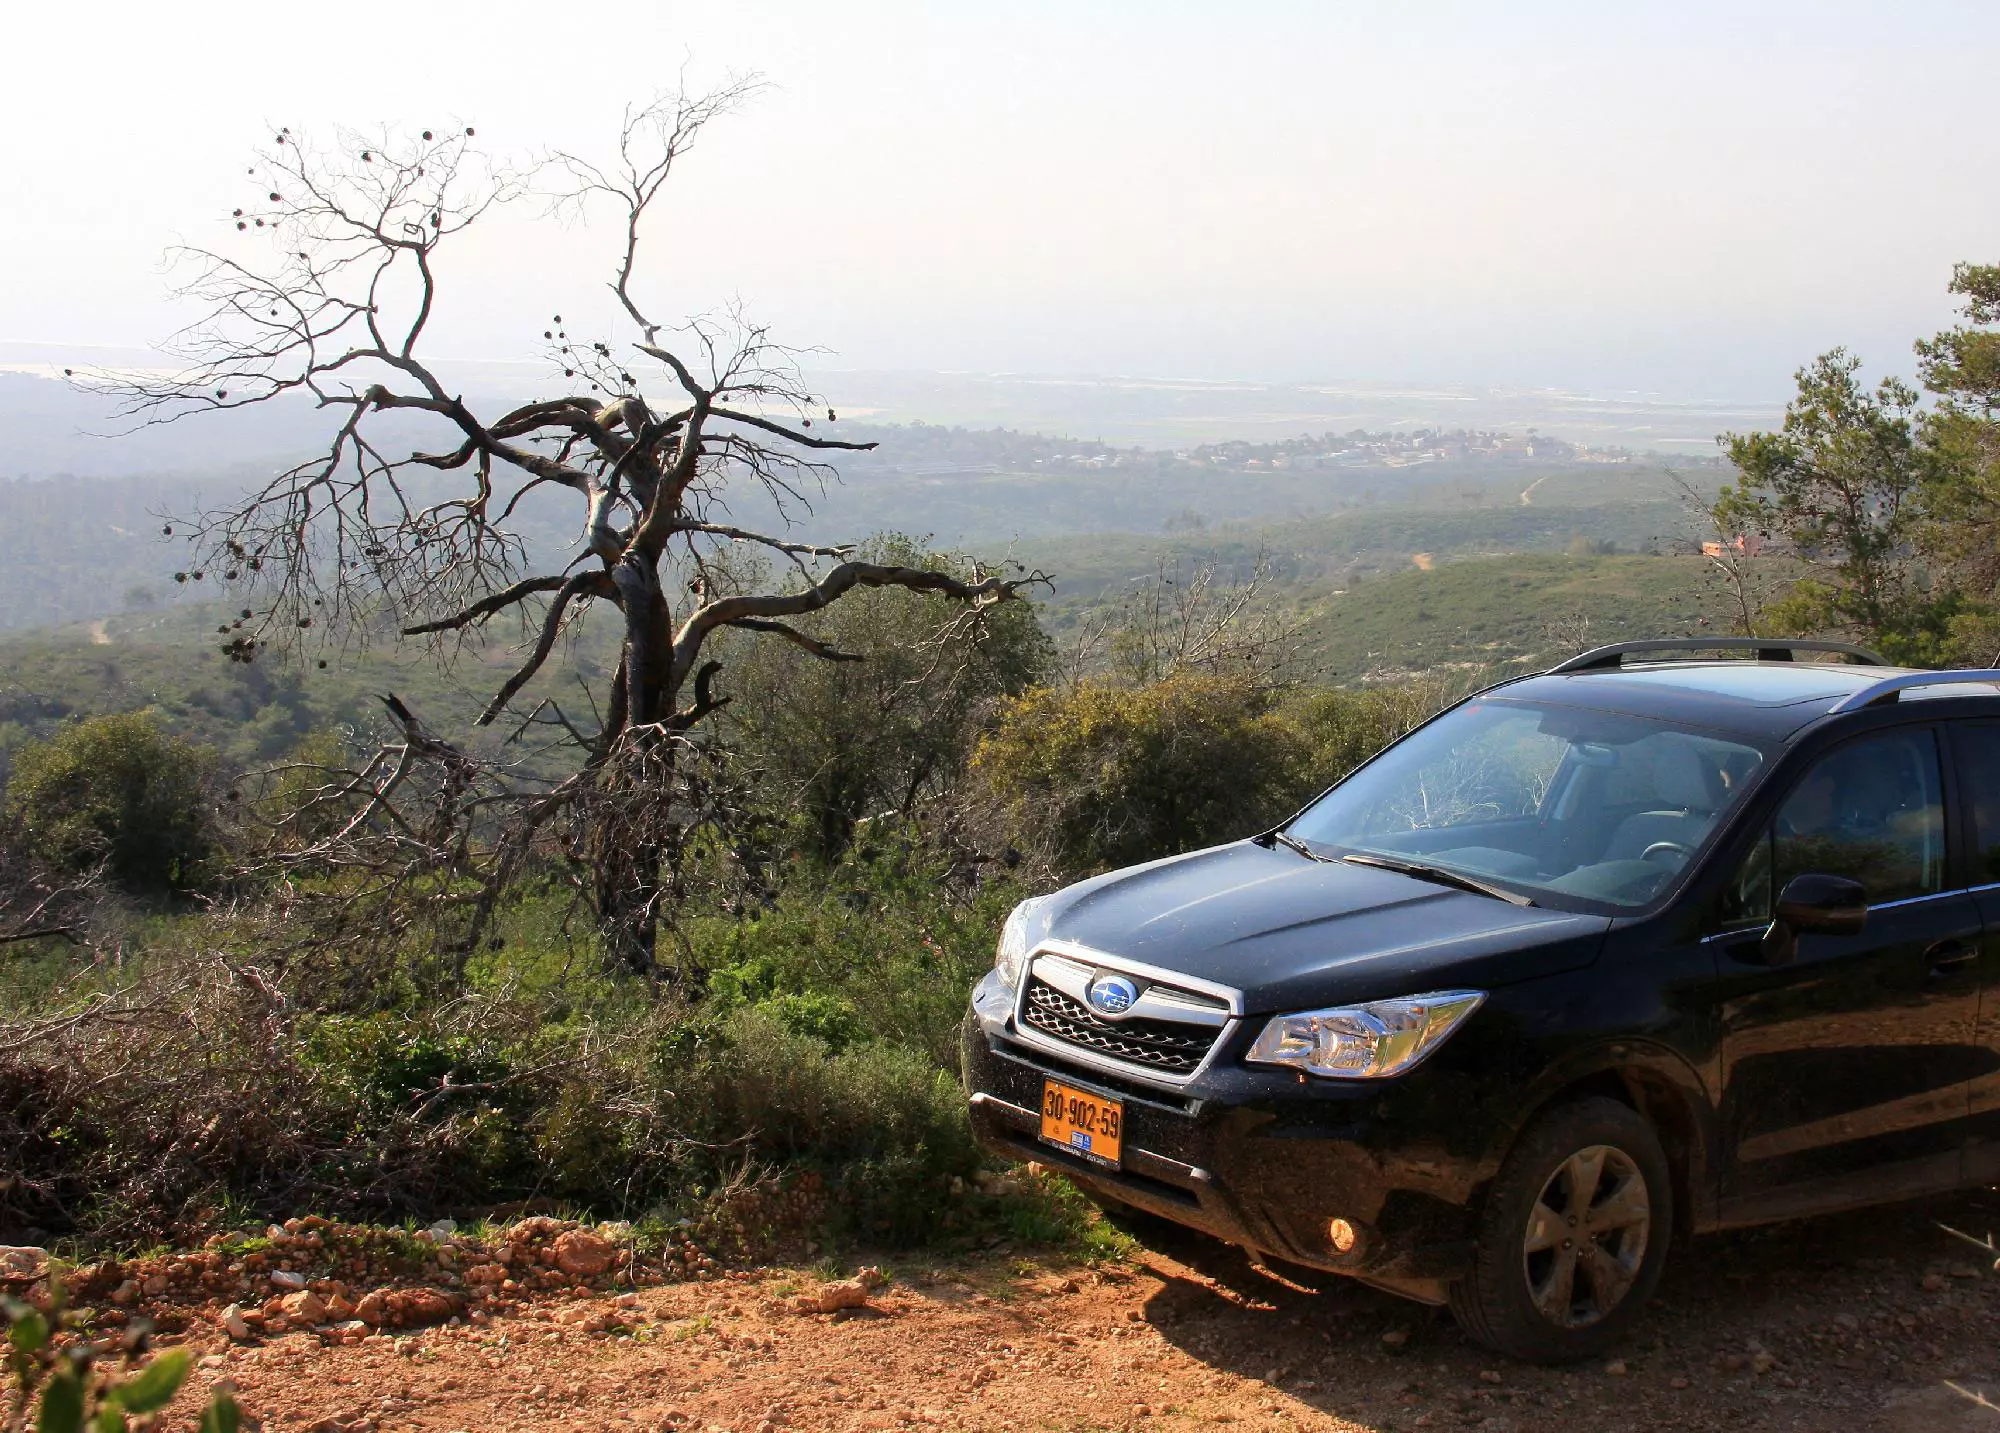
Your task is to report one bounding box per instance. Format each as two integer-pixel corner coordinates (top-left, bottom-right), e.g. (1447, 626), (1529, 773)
(1180, 428), (1640, 470)
(1027, 428), (1643, 472)
(813, 421), (1714, 485)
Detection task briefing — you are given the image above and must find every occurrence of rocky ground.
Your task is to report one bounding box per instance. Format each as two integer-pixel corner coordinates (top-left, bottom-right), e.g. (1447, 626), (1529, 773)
(7, 1188), (2000, 1433)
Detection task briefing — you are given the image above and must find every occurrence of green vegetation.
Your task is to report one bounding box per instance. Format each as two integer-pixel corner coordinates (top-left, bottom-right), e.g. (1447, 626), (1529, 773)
(0, 549), (1452, 1256)
(5, 712), (215, 893)
(4, 1276), (237, 1433)
(1295, 553), (1740, 681)
(1714, 262), (2000, 664)
(718, 535), (1055, 862)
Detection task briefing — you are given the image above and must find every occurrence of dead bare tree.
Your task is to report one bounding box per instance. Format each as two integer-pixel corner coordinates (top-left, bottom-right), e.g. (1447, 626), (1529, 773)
(89, 86), (1045, 978)
(1068, 551), (1299, 689)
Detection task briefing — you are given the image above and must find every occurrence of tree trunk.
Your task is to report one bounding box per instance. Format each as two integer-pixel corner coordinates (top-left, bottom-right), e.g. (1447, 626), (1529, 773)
(594, 829), (666, 980)
(594, 551), (681, 980)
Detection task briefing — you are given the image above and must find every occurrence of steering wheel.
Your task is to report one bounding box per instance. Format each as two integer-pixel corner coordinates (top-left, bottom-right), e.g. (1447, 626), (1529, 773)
(1640, 841), (1690, 865)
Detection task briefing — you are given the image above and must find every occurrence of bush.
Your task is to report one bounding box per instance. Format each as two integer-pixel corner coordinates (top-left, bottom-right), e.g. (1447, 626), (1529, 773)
(0, 941), (985, 1247)
(1282, 680), (1456, 802)
(974, 673), (1309, 872)
(3, 711), (215, 894)
(686, 1007), (982, 1241)
(718, 534), (1054, 862)
(688, 840), (1021, 1066)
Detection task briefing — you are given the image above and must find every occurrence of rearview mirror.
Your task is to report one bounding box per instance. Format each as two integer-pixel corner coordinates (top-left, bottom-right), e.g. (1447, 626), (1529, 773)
(1760, 873), (1868, 965)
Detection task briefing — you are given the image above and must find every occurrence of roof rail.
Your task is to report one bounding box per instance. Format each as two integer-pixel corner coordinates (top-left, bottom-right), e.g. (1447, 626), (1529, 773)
(1547, 638), (1888, 674)
(1826, 669), (2000, 714)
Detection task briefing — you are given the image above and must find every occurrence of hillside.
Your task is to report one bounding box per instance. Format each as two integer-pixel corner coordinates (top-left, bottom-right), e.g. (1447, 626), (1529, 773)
(0, 440), (1737, 776)
(0, 602), (620, 780)
(0, 547), (1733, 787)
(1295, 552), (1736, 681)
(0, 391), (1711, 633)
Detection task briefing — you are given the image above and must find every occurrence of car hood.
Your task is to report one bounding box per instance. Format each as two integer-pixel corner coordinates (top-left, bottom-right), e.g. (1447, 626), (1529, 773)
(1034, 840), (1610, 1012)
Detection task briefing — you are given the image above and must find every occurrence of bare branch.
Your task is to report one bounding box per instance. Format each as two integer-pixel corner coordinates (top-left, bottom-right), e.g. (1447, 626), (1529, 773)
(673, 560), (1050, 690)
(401, 574), (571, 635)
(674, 523), (855, 561)
(477, 570), (617, 725)
(550, 79), (768, 344)
(728, 617), (866, 662)
(708, 404), (877, 452)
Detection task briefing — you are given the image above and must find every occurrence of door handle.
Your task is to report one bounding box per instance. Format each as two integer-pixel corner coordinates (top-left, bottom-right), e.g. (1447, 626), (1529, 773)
(1924, 939), (1978, 977)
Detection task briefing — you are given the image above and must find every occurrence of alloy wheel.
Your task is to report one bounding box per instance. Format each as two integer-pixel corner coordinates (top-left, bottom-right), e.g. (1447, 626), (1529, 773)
(1521, 1143), (1651, 1329)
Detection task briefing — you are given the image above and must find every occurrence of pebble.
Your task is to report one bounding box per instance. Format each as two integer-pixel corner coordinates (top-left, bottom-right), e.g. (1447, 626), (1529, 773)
(1604, 1360), (1628, 1376)
(1922, 1273), (1947, 1292)
(221, 1303), (252, 1342)
(1381, 1329), (1410, 1348)
(1479, 1369), (1502, 1384)
(0, 1247), (49, 1282)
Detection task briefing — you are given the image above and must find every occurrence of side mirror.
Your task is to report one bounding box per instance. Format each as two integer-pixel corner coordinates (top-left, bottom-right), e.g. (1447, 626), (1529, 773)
(1760, 873), (1868, 965)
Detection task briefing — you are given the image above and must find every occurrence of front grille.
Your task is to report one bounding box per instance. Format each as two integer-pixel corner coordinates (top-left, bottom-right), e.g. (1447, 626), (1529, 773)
(1021, 978), (1223, 1075)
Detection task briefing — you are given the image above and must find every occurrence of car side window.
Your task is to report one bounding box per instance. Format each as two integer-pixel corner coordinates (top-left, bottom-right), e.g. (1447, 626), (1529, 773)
(1773, 728), (1945, 907)
(1718, 827), (1773, 927)
(1951, 722), (2000, 884)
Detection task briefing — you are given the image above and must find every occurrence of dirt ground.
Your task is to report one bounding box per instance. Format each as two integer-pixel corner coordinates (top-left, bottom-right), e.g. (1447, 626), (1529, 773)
(152, 1190), (2000, 1433)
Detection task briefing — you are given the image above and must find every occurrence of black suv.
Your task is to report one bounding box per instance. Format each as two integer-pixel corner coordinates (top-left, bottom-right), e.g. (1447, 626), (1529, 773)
(962, 639), (2000, 1362)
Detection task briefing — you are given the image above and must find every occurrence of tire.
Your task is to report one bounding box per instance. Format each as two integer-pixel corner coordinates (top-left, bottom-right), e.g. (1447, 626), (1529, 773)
(1448, 1095), (1673, 1364)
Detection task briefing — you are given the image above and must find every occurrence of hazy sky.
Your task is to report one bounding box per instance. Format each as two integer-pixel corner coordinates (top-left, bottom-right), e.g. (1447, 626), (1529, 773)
(4, 0), (1995, 399)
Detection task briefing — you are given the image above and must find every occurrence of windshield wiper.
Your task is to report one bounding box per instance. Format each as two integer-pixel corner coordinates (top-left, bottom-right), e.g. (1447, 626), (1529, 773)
(1260, 829), (1334, 862)
(1339, 852), (1537, 907)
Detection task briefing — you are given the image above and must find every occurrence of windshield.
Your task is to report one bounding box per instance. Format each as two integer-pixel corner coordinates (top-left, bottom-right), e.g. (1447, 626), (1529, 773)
(1285, 697), (1767, 910)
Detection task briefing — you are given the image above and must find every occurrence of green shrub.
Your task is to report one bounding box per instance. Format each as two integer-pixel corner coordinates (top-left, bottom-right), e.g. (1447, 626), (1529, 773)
(684, 1007), (982, 1241)
(753, 992), (866, 1053)
(974, 673), (1309, 872)
(1282, 680), (1453, 801)
(300, 1014), (514, 1116)
(719, 534), (1054, 862)
(3, 710), (215, 893)
(688, 841), (1020, 1066)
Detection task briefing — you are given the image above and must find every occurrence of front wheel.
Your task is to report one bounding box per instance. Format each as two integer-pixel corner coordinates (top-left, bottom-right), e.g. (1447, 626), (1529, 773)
(1448, 1096), (1672, 1363)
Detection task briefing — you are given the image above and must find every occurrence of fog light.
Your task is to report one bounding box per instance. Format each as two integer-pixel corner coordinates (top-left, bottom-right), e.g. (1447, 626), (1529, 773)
(1328, 1218), (1358, 1254)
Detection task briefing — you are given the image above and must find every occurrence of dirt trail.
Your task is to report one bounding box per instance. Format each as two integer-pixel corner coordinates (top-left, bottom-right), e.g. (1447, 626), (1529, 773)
(1518, 476), (1550, 507)
(143, 1190), (2000, 1433)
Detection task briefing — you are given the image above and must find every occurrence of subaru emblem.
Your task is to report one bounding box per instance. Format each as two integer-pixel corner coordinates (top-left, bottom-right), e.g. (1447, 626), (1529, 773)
(1086, 973), (1139, 1017)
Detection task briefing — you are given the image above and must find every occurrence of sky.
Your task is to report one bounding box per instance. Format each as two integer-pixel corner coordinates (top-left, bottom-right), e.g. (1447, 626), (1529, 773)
(3, 0), (1995, 401)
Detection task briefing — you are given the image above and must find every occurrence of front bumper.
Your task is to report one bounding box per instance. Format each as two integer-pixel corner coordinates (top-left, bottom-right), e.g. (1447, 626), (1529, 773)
(962, 972), (1486, 1303)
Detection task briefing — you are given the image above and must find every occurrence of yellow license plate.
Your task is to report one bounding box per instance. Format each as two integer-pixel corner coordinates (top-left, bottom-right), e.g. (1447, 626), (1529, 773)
(1040, 1078), (1123, 1168)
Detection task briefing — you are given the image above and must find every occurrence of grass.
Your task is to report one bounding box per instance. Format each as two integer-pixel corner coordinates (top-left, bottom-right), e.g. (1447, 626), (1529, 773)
(1294, 552), (1752, 681)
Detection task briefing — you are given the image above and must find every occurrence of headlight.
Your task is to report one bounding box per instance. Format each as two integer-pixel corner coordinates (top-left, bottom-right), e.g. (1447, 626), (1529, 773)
(994, 897), (1046, 990)
(1246, 990), (1485, 1079)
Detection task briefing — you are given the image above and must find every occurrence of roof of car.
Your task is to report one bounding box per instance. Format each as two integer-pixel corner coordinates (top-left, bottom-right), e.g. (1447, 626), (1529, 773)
(1495, 660), (2000, 741)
